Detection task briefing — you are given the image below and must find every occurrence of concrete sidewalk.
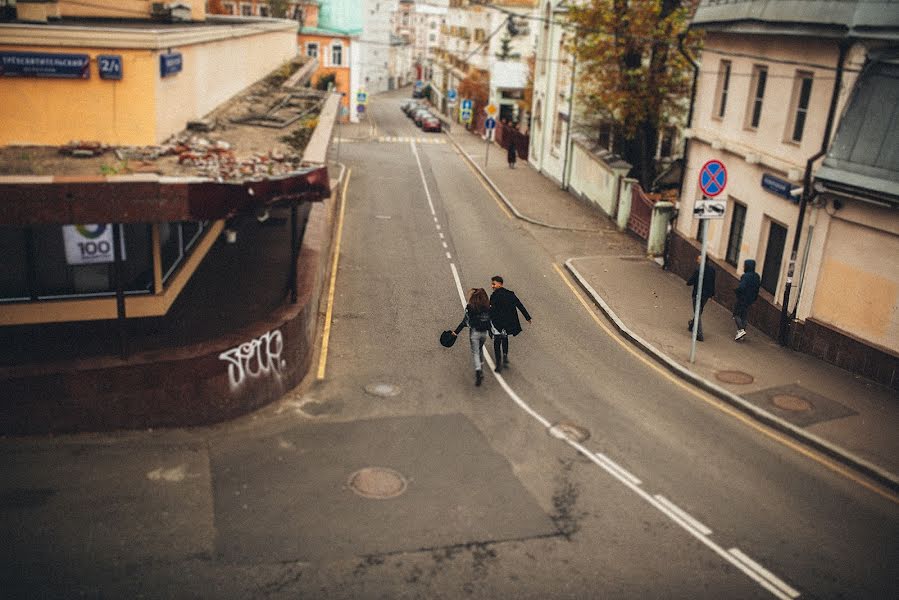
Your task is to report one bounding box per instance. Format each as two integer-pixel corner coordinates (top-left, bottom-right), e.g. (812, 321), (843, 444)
(444, 125), (899, 493)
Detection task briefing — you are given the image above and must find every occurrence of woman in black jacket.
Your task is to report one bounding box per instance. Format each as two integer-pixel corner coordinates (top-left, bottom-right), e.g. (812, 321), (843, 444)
(451, 288), (493, 386)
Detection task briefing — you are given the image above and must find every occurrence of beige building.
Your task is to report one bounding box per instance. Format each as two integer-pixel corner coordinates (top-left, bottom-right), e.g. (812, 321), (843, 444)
(678, 0), (899, 382)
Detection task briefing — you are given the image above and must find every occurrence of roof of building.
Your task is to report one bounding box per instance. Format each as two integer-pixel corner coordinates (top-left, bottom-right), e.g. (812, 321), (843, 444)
(690, 0), (899, 38)
(317, 0), (364, 35)
(815, 55), (899, 204)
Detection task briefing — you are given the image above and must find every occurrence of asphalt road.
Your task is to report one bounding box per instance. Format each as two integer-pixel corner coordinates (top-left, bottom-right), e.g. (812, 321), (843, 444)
(0, 89), (896, 599)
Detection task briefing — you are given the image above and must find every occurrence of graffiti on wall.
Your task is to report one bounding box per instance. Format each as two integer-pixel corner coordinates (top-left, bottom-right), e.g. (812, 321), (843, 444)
(218, 329), (287, 392)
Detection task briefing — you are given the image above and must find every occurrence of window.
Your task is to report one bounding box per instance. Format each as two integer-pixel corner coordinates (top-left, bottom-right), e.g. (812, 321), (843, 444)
(331, 42), (343, 67)
(787, 72), (814, 143)
(552, 112), (565, 150)
(258, 5), (269, 17)
(429, 33), (436, 43)
(725, 201), (746, 266)
(714, 60), (731, 119)
(746, 65), (768, 129)
(659, 126), (676, 158)
(222, 2), (235, 15)
(241, 4), (252, 16)
(306, 43), (318, 58)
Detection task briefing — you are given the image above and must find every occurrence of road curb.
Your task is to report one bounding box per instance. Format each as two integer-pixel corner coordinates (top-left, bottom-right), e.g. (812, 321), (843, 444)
(444, 132), (605, 233)
(564, 257), (899, 495)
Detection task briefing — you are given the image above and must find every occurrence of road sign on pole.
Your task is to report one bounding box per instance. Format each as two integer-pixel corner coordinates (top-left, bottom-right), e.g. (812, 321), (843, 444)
(447, 89), (458, 104)
(485, 103), (498, 117)
(699, 159), (727, 197)
(461, 99), (473, 111)
(460, 108), (472, 124)
(356, 90), (368, 105)
(693, 198), (727, 219)
(485, 117), (496, 130)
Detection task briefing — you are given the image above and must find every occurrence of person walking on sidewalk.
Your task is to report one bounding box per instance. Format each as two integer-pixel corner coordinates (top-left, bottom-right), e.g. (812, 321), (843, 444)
(506, 138), (517, 169)
(733, 259), (761, 341)
(686, 255), (716, 341)
(451, 288), (493, 386)
(489, 275), (531, 372)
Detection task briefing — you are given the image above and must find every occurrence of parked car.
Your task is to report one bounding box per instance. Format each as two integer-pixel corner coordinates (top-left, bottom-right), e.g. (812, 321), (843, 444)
(404, 102), (421, 117)
(421, 115), (442, 133)
(400, 100), (415, 113)
(413, 109), (431, 127)
(412, 88), (425, 99)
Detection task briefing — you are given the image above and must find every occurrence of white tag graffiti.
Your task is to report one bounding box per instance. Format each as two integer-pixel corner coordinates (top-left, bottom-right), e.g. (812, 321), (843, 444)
(218, 329), (287, 392)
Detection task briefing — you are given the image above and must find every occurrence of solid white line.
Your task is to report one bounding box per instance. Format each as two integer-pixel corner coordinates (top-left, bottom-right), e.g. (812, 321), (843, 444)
(595, 452), (642, 486)
(413, 128), (795, 600)
(729, 548), (801, 599)
(654, 495), (712, 536)
(411, 140), (437, 216)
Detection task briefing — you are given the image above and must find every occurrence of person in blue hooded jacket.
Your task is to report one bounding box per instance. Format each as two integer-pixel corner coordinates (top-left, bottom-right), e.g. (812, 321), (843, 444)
(733, 259), (761, 341)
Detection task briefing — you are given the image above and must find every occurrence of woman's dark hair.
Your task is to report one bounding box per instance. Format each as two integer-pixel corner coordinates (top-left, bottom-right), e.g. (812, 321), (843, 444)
(468, 288), (489, 311)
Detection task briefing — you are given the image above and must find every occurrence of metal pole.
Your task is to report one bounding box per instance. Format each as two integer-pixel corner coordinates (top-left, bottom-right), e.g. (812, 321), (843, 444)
(689, 219), (708, 363)
(484, 128), (490, 169)
(112, 223), (128, 359)
(290, 204), (298, 304)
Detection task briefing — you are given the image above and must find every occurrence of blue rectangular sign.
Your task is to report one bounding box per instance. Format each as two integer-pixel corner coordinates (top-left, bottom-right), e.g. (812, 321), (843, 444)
(761, 173), (798, 202)
(461, 99), (473, 110)
(0, 51), (90, 79)
(98, 55), (122, 80)
(160, 52), (183, 78)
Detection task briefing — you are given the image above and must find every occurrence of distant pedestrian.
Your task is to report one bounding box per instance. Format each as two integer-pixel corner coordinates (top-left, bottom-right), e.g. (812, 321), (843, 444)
(733, 259), (761, 341)
(489, 276), (531, 372)
(452, 288), (493, 386)
(686, 255), (716, 341)
(507, 139), (517, 168)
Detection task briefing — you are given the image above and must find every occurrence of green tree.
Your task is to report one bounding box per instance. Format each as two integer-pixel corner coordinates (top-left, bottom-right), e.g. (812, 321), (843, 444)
(567, 0), (699, 187)
(268, 0), (290, 19)
(495, 35), (521, 61)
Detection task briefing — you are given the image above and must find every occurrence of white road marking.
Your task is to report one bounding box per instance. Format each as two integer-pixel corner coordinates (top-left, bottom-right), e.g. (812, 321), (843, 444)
(438, 232), (444, 239)
(446, 252), (452, 259)
(595, 452), (642, 486)
(411, 132), (799, 600)
(442, 242), (448, 249)
(729, 548), (801, 599)
(654, 495), (712, 536)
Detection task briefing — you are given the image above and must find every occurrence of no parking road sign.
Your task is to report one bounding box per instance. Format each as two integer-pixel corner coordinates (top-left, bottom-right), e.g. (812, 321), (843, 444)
(699, 159), (727, 197)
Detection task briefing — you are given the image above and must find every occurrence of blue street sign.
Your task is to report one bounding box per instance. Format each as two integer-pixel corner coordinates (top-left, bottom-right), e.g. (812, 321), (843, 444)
(485, 117), (497, 130)
(98, 55), (122, 80)
(415, 80), (423, 89)
(0, 51), (90, 79)
(357, 104), (365, 113)
(356, 90), (368, 105)
(460, 108), (472, 124)
(160, 52), (183, 78)
(461, 99), (473, 111)
(447, 89), (458, 102)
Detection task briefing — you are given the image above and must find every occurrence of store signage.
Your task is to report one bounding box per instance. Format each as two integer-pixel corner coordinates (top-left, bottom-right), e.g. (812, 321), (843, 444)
(761, 173), (799, 202)
(0, 51), (90, 79)
(62, 224), (125, 265)
(98, 55), (123, 80)
(160, 52), (183, 78)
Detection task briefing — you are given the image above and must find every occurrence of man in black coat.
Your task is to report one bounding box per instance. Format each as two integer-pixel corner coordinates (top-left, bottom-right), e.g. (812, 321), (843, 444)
(733, 258), (761, 341)
(686, 255), (716, 341)
(489, 275), (531, 372)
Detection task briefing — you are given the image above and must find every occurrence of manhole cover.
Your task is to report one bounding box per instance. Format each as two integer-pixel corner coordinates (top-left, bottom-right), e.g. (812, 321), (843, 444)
(715, 370), (755, 385)
(365, 383), (401, 397)
(771, 394), (812, 412)
(548, 421), (590, 443)
(347, 467), (407, 499)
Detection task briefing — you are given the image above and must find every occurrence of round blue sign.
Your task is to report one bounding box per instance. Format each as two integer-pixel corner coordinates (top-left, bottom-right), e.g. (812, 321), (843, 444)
(699, 160), (727, 197)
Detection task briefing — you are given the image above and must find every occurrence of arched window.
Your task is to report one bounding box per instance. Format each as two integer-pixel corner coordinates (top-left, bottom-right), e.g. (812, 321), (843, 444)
(331, 42), (343, 67)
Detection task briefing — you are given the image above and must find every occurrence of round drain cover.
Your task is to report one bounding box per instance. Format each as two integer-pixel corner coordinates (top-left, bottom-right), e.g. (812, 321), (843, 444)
(771, 394), (812, 412)
(548, 421), (590, 443)
(364, 383), (400, 397)
(348, 467), (407, 499)
(715, 370), (755, 385)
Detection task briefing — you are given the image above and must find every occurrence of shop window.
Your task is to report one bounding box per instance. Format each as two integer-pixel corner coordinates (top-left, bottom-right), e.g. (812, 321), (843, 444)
(161, 221), (209, 284)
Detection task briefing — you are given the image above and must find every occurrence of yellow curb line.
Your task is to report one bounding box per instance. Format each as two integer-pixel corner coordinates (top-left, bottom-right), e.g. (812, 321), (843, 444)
(317, 168), (352, 380)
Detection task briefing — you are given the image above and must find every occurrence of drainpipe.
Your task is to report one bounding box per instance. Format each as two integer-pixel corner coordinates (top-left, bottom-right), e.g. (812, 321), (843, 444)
(667, 32), (700, 270)
(778, 40), (849, 346)
(561, 50), (577, 190)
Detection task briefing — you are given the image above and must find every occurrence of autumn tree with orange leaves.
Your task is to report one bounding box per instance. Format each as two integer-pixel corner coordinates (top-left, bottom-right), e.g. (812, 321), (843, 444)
(567, 0), (699, 187)
(458, 68), (490, 125)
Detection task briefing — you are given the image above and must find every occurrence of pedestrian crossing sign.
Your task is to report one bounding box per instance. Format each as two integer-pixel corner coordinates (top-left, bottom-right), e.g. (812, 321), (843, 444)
(460, 108), (473, 124)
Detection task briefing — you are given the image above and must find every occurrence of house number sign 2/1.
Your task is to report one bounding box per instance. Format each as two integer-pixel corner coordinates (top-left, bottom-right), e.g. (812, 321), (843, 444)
(98, 55), (122, 80)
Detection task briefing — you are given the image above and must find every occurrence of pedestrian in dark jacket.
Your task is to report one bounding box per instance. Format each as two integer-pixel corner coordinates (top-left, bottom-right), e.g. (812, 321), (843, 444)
(489, 275), (531, 372)
(686, 255), (716, 341)
(507, 140), (517, 168)
(733, 259), (761, 341)
(452, 288), (493, 386)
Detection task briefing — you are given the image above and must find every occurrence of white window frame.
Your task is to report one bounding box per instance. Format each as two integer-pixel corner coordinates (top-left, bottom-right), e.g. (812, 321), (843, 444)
(330, 41), (344, 67)
(306, 42), (319, 58)
(745, 65), (768, 130)
(785, 71), (814, 143)
(713, 60), (731, 119)
(240, 3), (252, 17)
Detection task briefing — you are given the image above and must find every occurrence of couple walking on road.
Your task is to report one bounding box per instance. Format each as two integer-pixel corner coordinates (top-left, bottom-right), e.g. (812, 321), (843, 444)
(451, 276), (531, 386)
(687, 257), (761, 342)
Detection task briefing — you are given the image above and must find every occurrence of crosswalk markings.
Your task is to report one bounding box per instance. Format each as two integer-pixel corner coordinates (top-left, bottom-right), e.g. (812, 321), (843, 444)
(333, 136), (446, 144)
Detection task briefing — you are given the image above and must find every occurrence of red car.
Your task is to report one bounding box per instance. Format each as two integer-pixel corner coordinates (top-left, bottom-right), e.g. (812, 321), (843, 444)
(421, 115), (442, 132)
